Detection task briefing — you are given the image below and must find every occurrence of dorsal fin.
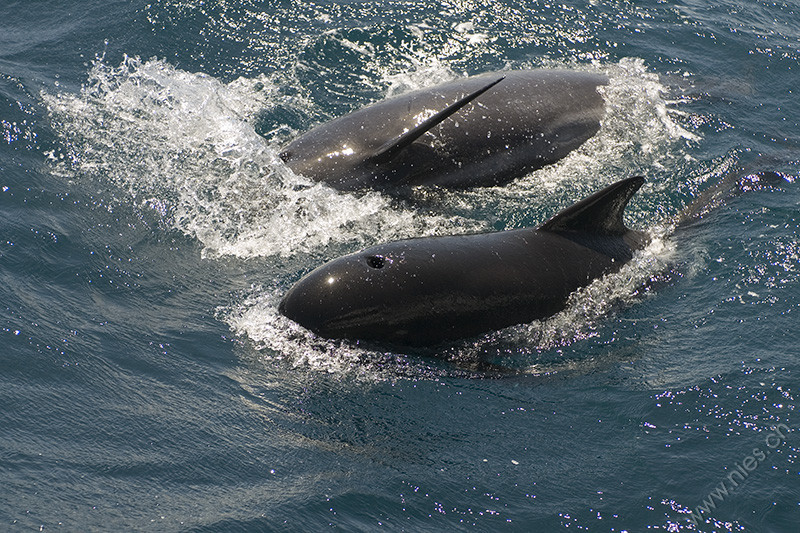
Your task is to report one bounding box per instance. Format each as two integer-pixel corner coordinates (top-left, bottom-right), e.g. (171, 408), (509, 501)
(368, 76), (505, 165)
(539, 176), (645, 235)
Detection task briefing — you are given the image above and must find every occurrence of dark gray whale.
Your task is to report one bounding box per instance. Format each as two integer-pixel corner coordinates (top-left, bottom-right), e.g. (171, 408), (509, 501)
(279, 70), (608, 191)
(279, 176), (648, 346)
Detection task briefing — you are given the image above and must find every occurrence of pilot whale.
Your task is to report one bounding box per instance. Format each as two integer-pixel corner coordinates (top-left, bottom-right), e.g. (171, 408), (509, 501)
(279, 70), (608, 191)
(279, 176), (648, 345)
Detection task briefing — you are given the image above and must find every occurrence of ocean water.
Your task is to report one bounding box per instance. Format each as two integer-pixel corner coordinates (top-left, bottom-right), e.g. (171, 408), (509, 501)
(1, 0), (799, 530)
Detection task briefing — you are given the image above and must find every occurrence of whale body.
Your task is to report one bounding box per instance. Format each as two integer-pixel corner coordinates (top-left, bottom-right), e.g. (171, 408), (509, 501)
(279, 70), (608, 191)
(279, 177), (648, 346)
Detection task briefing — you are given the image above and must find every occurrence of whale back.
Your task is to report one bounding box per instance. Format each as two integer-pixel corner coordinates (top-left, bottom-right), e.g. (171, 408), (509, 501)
(279, 70), (609, 190)
(279, 177), (647, 345)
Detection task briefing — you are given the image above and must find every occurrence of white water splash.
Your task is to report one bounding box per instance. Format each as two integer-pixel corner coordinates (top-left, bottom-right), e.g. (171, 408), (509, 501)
(44, 56), (474, 259)
(472, 57), (701, 217)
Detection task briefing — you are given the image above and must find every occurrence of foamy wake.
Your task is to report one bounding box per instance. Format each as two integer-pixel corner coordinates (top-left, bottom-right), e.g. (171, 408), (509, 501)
(43, 55), (478, 260)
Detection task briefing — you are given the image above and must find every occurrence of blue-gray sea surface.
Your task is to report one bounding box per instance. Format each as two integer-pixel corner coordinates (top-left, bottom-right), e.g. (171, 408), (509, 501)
(1, 1), (799, 531)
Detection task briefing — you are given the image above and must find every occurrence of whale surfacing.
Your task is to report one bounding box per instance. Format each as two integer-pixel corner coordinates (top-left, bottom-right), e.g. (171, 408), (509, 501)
(279, 70), (609, 191)
(279, 177), (647, 346)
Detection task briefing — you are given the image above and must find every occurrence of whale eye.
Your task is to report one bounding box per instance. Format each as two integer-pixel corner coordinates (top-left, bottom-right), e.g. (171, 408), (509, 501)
(279, 150), (292, 163)
(366, 255), (386, 269)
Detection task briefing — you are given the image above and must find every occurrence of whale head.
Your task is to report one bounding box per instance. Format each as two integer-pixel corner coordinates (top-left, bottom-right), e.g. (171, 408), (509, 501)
(278, 249), (414, 341)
